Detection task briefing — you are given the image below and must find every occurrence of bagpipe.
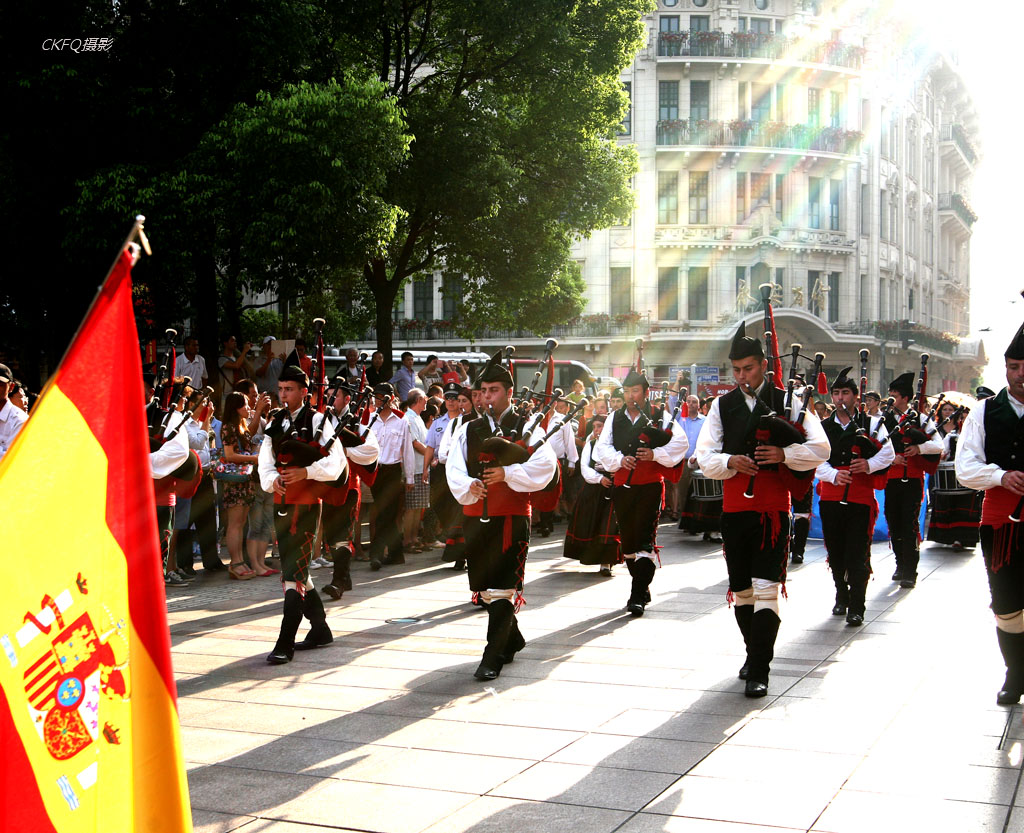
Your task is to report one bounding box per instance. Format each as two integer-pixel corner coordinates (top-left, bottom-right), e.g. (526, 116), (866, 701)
(741, 285), (825, 501)
(885, 353), (941, 480)
(145, 329), (205, 492)
(622, 339), (680, 488)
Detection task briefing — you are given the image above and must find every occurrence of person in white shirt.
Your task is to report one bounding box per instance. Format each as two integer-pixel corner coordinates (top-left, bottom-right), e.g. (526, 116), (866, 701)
(956, 325), (1024, 705)
(0, 363), (28, 461)
(403, 388), (431, 551)
(173, 337), (208, 390)
(447, 352), (558, 680)
(814, 368), (894, 626)
(367, 382), (415, 570)
(695, 323), (829, 697)
(881, 370), (944, 588)
(258, 365), (345, 664)
(254, 336), (283, 394)
(439, 387), (475, 569)
(594, 368), (688, 618)
(534, 398), (580, 537)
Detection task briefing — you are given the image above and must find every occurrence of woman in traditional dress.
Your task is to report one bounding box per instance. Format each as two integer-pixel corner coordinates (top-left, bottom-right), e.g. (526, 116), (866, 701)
(563, 414), (621, 575)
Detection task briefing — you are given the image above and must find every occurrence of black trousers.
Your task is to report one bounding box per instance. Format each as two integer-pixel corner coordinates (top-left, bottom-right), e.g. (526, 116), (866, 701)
(156, 505), (174, 570)
(981, 525), (1024, 615)
(884, 478), (923, 577)
(721, 510), (790, 593)
(176, 474), (220, 568)
(370, 463), (405, 561)
(463, 515), (530, 593)
(273, 502), (322, 584)
(611, 481), (663, 554)
(322, 488), (359, 549)
(819, 500), (873, 612)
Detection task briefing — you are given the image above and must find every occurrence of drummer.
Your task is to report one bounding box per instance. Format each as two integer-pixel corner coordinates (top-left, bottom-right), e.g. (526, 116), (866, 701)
(927, 392), (981, 551)
(675, 395), (721, 542)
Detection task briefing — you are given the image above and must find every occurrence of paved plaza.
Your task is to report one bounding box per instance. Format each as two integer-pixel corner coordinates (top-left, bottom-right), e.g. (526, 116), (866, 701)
(173, 521), (1024, 833)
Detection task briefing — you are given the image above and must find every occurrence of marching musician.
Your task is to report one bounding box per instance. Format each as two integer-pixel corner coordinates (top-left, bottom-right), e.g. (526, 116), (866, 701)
(927, 397), (982, 551)
(696, 323), (829, 697)
(446, 352), (558, 681)
(145, 373), (191, 583)
(258, 365), (345, 665)
(320, 382), (380, 602)
(594, 367), (688, 618)
(367, 382), (415, 571)
(438, 386), (476, 571)
(955, 322), (1024, 705)
(815, 368), (893, 625)
(883, 371), (943, 588)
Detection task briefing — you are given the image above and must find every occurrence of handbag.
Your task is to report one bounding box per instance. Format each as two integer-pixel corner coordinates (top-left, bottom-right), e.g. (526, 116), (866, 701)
(213, 448), (253, 483)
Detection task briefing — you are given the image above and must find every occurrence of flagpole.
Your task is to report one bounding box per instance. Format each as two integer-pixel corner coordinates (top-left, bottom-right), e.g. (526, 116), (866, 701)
(35, 216), (152, 401)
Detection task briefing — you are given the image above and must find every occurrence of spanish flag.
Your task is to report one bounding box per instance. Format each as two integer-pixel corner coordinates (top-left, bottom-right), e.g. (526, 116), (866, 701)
(0, 241), (192, 830)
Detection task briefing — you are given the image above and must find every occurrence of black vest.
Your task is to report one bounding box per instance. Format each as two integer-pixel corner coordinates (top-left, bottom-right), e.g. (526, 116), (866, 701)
(609, 402), (656, 454)
(717, 384), (788, 456)
(465, 409), (521, 479)
(983, 389), (1024, 472)
(266, 407), (320, 463)
(822, 414), (859, 467)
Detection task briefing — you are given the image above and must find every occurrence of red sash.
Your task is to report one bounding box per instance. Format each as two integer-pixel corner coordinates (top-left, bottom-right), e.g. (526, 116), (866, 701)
(613, 460), (672, 487)
(722, 469), (790, 513)
(817, 467), (876, 507)
(464, 482), (531, 517)
(981, 486), (1020, 528)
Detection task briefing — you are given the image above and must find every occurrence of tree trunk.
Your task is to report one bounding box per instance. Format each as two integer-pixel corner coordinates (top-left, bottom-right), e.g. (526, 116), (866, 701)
(369, 258), (398, 377)
(193, 244), (219, 390)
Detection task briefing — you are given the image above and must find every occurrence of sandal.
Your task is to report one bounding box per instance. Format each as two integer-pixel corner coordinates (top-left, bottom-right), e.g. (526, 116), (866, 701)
(255, 568), (280, 576)
(228, 563), (254, 580)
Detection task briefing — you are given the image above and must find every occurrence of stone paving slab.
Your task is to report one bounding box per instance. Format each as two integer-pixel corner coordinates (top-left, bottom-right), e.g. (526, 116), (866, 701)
(173, 525), (1024, 832)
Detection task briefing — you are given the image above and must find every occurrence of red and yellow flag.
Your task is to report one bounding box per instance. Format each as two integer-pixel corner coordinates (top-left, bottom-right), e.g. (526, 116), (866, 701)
(0, 247), (191, 831)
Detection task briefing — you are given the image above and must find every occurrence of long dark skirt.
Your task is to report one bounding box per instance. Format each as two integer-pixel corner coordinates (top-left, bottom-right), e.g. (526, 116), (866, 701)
(564, 483), (622, 566)
(928, 487), (982, 547)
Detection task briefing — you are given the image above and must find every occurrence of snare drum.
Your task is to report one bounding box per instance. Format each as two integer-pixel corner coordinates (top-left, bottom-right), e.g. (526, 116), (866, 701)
(934, 460), (970, 494)
(692, 470), (724, 501)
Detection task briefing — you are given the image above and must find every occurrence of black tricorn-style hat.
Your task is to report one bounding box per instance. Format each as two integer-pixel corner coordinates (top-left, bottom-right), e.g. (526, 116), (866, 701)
(1006, 320), (1024, 361)
(478, 349), (513, 386)
(373, 382), (395, 398)
(829, 366), (857, 393)
(279, 365), (309, 387)
(728, 321), (765, 361)
(621, 368), (649, 390)
(610, 386), (624, 399)
(888, 371), (915, 398)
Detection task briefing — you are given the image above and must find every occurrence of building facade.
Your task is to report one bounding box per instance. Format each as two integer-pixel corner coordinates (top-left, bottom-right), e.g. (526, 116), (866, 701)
(384, 0), (983, 394)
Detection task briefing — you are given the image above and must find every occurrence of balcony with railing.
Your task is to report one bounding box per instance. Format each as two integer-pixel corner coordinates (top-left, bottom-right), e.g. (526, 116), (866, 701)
(937, 192), (978, 230)
(939, 123), (977, 166)
(832, 320), (961, 354)
(362, 313), (654, 344)
(656, 119), (863, 155)
(657, 31), (866, 69)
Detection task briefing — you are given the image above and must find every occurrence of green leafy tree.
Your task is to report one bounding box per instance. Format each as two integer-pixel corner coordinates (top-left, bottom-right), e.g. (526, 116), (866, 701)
(239, 309), (283, 347)
(335, 0), (650, 364)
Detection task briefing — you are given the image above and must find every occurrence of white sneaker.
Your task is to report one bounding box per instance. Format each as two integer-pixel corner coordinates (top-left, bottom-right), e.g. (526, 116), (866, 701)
(164, 572), (186, 586)
(310, 557), (330, 569)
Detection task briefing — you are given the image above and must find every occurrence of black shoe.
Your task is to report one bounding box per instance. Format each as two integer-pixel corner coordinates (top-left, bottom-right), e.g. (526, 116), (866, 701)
(204, 561), (228, 572)
(178, 564), (197, 577)
(294, 627), (334, 650)
(738, 662), (749, 680)
(891, 569), (902, 582)
(791, 553), (804, 564)
(744, 679), (768, 698)
(474, 662), (500, 681)
(266, 648), (293, 665)
(382, 554), (406, 566)
(322, 584), (343, 601)
(453, 559), (466, 571)
(846, 612), (864, 626)
(997, 687), (1022, 706)
(832, 603), (847, 616)
(370, 558), (382, 571)
(900, 577), (917, 589)
(627, 600), (646, 617)
(598, 567), (613, 577)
